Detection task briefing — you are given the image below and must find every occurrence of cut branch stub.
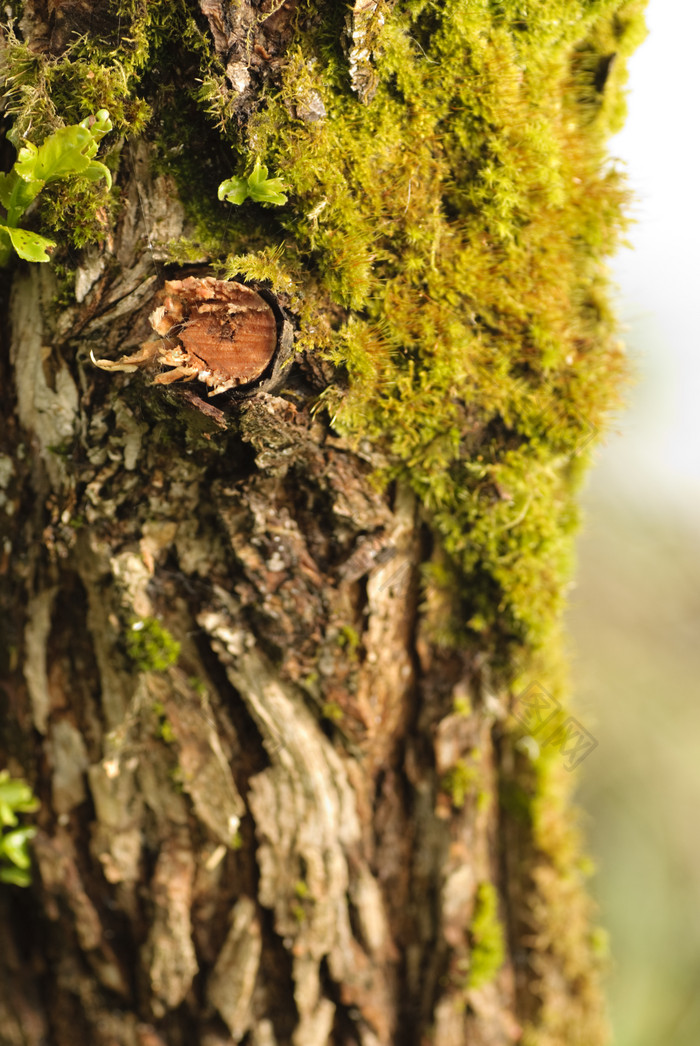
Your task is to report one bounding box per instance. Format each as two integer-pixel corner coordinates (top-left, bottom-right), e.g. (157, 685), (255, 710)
(92, 276), (279, 396)
(151, 277), (278, 391)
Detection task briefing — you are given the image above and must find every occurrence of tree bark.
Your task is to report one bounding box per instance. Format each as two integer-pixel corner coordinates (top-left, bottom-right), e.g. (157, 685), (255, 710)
(0, 1), (640, 1044)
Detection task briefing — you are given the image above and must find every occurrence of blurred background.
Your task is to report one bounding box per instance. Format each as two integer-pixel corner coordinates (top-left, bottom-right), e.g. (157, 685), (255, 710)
(567, 1), (700, 1043)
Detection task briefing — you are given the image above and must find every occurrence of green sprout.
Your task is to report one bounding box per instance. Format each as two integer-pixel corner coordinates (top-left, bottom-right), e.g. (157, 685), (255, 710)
(0, 109), (112, 266)
(218, 159), (287, 207)
(0, 771), (39, 887)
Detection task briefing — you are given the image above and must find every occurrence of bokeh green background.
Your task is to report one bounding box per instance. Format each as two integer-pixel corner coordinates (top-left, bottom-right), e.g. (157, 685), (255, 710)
(570, 502), (700, 1045)
(568, 2), (700, 1041)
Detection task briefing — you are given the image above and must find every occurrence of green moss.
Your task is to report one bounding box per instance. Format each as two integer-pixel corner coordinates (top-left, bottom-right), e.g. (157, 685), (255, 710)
(2, 4), (641, 658)
(496, 662), (610, 1043)
(0, 30), (148, 145)
(476, 788), (492, 814)
(3, 4), (640, 664)
(292, 881), (310, 920)
(0, 56), (117, 255)
(151, 698), (175, 742)
(158, 718), (175, 744)
(126, 617), (180, 672)
(302, 671), (320, 691)
(467, 881), (506, 990)
(0, 1), (232, 257)
(442, 752), (480, 810)
(452, 693), (472, 717)
(337, 625), (360, 653)
(39, 176), (114, 250)
(214, 0), (640, 666)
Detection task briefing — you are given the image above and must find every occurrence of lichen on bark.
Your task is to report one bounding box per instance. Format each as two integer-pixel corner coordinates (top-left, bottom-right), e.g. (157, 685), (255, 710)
(0, 1), (645, 1044)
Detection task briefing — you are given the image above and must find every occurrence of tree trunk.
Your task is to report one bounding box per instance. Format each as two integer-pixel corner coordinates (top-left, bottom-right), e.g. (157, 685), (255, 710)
(0, 2), (643, 1044)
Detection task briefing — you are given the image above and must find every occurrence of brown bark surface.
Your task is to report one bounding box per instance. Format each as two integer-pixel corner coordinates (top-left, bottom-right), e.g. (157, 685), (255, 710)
(1, 254), (512, 1046)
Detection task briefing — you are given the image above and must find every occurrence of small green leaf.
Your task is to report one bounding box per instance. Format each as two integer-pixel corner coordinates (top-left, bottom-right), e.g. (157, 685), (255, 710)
(82, 160), (113, 186)
(0, 774), (39, 886)
(19, 127), (93, 183)
(12, 140), (39, 182)
(0, 171), (14, 209)
(249, 183), (288, 206)
(217, 160), (287, 208)
(0, 225), (56, 262)
(218, 175), (249, 205)
(0, 802), (18, 828)
(246, 160), (287, 205)
(2, 170), (44, 226)
(1, 826), (36, 869)
(80, 109), (112, 148)
(247, 160), (271, 187)
(16, 110), (113, 188)
(0, 865), (32, 887)
(0, 772), (39, 815)
(0, 110), (113, 247)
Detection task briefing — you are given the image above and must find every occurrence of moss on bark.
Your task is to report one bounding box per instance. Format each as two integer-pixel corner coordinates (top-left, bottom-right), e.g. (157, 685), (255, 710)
(2, 0), (645, 658)
(0, 2), (647, 1042)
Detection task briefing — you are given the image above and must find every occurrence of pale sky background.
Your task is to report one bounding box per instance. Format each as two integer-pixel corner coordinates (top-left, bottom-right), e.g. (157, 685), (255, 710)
(592, 0), (700, 518)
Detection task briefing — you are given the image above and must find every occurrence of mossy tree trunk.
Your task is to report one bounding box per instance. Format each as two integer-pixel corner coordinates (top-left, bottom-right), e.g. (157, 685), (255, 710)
(0, 1), (644, 1044)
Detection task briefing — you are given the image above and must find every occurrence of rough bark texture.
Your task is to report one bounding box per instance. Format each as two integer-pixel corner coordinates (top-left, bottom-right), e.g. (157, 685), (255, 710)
(0, 1), (644, 1044)
(1, 250), (501, 1046)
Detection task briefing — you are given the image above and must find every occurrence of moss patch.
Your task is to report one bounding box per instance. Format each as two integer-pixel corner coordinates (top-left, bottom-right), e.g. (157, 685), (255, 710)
(126, 617), (180, 672)
(2, 1), (646, 665)
(468, 881), (506, 990)
(212, 0), (644, 665)
(442, 750), (481, 810)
